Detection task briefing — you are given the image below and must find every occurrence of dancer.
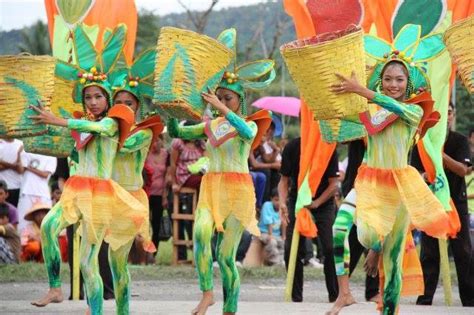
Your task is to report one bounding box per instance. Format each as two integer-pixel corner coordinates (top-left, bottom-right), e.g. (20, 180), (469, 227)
(168, 29), (274, 315)
(331, 25), (449, 314)
(107, 55), (165, 313)
(31, 25), (149, 315)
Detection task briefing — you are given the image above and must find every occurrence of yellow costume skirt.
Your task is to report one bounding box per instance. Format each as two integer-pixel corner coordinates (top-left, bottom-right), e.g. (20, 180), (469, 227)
(198, 172), (259, 236)
(60, 176), (148, 251)
(355, 165), (449, 239)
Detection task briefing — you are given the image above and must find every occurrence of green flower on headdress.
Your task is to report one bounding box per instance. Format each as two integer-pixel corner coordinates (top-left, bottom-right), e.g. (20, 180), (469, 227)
(364, 24), (446, 98)
(55, 23), (128, 105)
(109, 48), (156, 119)
(216, 28), (276, 116)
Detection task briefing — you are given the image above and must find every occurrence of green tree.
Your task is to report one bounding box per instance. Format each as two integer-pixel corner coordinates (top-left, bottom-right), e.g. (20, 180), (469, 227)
(136, 9), (161, 54)
(17, 20), (51, 55)
(455, 78), (474, 136)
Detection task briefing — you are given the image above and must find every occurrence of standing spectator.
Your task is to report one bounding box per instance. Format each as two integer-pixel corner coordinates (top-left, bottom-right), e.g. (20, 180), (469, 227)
(279, 137), (339, 302)
(145, 135), (169, 252)
(258, 188), (284, 266)
(16, 152), (57, 232)
(0, 203), (20, 263)
(0, 180), (19, 229)
(413, 103), (474, 306)
(170, 129), (205, 261)
(0, 138), (24, 207)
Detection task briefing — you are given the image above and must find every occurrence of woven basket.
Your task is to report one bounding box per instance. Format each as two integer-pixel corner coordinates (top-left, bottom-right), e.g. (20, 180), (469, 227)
(319, 118), (366, 143)
(153, 27), (233, 120)
(23, 77), (79, 157)
(281, 27), (368, 120)
(0, 54), (55, 137)
(444, 15), (474, 93)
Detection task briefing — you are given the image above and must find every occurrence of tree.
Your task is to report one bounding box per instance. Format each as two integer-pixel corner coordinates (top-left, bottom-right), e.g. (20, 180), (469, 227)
(17, 20), (51, 55)
(454, 78), (474, 136)
(136, 9), (161, 54)
(177, 0), (219, 33)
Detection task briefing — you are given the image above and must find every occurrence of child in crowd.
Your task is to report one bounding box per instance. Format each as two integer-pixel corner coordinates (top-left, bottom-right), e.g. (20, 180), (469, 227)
(21, 203), (50, 262)
(258, 188), (284, 266)
(0, 203), (21, 263)
(0, 180), (19, 229)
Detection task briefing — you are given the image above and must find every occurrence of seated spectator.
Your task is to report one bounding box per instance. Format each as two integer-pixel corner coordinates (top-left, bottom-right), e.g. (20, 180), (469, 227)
(0, 203), (20, 263)
(0, 180), (19, 229)
(258, 189), (284, 266)
(21, 203), (49, 262)
(249, 122), (281, 202)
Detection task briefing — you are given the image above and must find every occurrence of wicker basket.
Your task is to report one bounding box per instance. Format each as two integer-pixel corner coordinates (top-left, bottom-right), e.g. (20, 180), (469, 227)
(0, 54), (55, 137)
(23, 77), (79, 157)
(153, 27), (234, 120)
(319, 118), (366, 143)
(444, 15), (474, 93)
(281, 27), (368, 120)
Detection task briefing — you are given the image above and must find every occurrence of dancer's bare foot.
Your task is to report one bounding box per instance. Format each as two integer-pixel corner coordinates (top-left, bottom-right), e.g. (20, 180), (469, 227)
(326, 293), (356, 315)
(364, 249), (380, 278)
(31, 288), (64, 307)
(191, 291), (215, 315)
(85, 307), (91, 315)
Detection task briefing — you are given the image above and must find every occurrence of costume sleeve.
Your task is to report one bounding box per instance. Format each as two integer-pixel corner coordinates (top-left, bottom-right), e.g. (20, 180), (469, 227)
(67, 117), (118, 137)
(167, 118), (206, 140)
(372, 93), (422, 125)
(120, 129), (153, 153)
(225, 111), (256, 140)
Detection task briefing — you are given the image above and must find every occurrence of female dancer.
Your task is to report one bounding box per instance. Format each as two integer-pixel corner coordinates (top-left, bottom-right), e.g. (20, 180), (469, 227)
(330, 25), (449, 314)
(168, 29), (275, 315)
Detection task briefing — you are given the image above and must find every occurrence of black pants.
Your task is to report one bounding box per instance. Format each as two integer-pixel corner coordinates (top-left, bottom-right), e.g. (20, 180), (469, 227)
(177, 193), (194, 260)
(67, 225), (114, 300)
(149, 195), (165, 249)
(7, 189), (20, 208)
(416, 212), (474, 306)
(348, 225), (379, 300)
(284, 201), (338, 302)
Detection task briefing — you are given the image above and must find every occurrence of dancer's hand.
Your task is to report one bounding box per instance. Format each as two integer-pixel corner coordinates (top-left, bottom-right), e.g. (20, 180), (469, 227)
(29, 100), (67, 127)
(330, 71), (362, 95)
(201, 88), (228, 116)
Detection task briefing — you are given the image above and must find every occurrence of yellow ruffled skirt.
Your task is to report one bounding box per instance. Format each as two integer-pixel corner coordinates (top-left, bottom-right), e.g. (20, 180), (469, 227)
(60, 176), (148, 251)
(198, 172), (259, 236)
(355, 165), (449, 239)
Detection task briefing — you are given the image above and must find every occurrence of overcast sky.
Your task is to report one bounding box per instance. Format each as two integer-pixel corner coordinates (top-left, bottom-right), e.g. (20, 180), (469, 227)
(0, 0), (269, 31)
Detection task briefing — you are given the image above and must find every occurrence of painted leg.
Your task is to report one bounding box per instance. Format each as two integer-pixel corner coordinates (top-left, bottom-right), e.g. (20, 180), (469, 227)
(32, 203), (69, 307)
(216, 215), (245, 314)
(192, 208), (215, 315)
(327, 189), (357, 315)
(80, 227), (106, 315)
(381, 207), (410, 315)
(109, 240), (134, 315)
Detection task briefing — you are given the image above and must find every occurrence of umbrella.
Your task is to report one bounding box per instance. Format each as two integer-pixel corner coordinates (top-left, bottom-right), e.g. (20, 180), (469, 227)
(251, 96), (300, 117)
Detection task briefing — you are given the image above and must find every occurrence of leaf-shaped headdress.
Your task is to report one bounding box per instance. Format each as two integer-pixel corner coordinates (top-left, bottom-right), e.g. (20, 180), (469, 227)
(109, 48), (156, 118)
(216, 28), (276, 115)
(55, 23), (128, 106)
(364, 24), (445, 98)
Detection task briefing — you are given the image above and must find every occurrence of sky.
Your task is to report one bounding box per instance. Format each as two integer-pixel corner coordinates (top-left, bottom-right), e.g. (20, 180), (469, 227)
(0, 0), (269, 31)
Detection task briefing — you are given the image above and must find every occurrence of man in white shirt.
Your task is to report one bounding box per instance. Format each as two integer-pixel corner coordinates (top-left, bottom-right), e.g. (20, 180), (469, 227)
(17, 152), (57, 232)
(0, 138), (25, 207)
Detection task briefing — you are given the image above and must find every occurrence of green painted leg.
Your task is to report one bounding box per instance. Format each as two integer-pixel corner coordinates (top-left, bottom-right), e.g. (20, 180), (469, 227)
(193, 208), (215, 292)
(41, 202), (69, 288)
(216, 215), (245, 313)
(109, 240), (134, 315)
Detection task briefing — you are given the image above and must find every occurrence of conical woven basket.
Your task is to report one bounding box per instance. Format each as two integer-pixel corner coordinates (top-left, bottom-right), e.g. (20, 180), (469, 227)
(153, 27), (234, 120)
(0, 54), (55, 137)
(23, 77), (79, 157)
(319, 118), (366, 143)
(281, 27), (368, 120)
(444, 15), (474, 93)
